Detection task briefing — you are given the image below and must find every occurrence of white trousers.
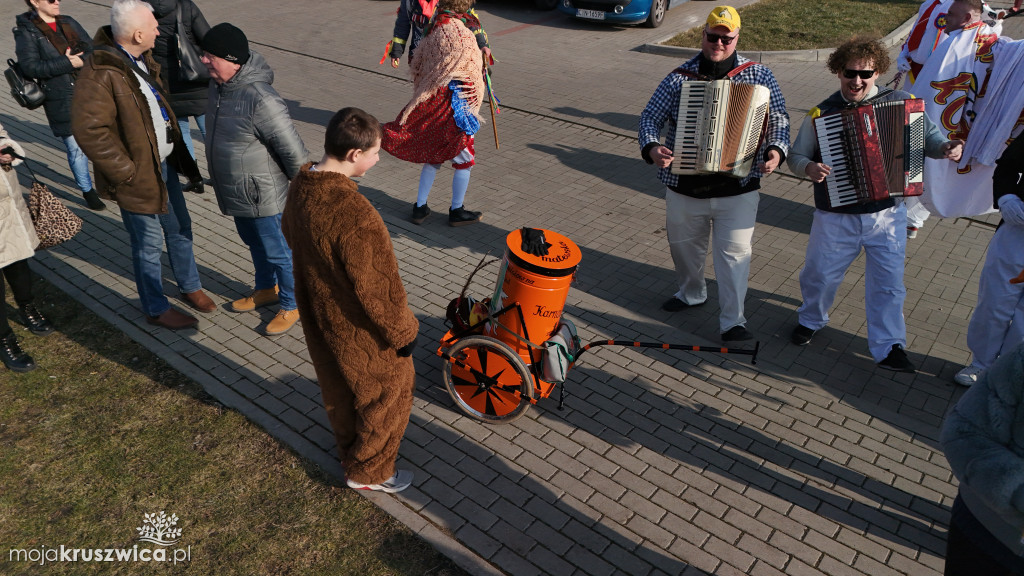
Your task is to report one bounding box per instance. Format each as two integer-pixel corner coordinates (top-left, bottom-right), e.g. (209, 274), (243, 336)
(665, 189), (758, 333)
(906, 196), (932, 228)
(966, 222), (1024, 370)
(797, 205), (908, 362)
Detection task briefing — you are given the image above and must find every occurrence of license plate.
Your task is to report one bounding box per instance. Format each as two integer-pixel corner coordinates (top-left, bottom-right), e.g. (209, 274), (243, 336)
(577, 8), (606, 19)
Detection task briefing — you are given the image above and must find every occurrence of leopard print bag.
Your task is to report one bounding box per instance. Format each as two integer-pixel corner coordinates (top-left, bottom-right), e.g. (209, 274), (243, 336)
(28, 181), (83, 249)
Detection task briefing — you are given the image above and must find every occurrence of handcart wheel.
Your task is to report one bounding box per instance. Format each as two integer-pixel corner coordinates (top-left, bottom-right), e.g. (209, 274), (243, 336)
(442, 335), (535, 423)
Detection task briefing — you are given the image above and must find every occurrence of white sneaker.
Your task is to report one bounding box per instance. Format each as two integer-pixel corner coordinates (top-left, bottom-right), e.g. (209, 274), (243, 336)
(346, 469), (413, 493)
(954, 364), (984, 387)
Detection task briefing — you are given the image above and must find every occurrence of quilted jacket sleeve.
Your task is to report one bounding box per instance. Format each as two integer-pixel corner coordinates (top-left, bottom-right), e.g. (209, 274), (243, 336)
(14, 23), (75, 80)
(252, 85), (309, 180)
(942, 343), (1024, 517)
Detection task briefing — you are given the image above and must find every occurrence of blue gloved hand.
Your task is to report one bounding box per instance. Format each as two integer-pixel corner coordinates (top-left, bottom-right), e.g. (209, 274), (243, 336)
(999, 195), (1024, 226)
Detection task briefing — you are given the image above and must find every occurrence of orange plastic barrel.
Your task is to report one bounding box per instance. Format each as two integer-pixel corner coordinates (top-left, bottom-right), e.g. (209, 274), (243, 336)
(488, 229), (582, 364)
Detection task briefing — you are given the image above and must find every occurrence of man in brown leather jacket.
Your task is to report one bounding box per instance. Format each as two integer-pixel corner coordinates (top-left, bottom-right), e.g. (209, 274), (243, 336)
(71, 0), (213, 330)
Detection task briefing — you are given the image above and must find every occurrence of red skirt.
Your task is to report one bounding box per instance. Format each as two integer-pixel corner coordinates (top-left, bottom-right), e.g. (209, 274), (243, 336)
(382, 87), (472, 165)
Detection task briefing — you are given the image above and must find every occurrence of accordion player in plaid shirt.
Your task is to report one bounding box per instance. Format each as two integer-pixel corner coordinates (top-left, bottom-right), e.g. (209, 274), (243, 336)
(638, 5), (790, 344)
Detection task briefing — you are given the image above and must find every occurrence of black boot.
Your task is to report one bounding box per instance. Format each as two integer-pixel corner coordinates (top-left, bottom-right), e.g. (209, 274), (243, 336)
(183, 179), (205, 194)
(411, 203), (430, 224)
(1, 332), (36, 373)
(20, 303), (54, 336)
(448, 206), (481, 227)
(83, 189), (106, 210)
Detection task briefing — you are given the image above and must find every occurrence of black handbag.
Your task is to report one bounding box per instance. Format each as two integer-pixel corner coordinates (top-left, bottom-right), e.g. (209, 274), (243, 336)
(4, 58), (45, 109)
(175, 2), (209, 82)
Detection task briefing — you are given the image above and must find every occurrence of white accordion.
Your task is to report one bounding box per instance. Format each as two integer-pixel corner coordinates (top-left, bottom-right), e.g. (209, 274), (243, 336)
(670, 79), (771, 178)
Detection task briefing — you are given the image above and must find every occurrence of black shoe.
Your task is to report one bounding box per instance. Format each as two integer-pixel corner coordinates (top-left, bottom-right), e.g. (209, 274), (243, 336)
(20, 304), (54, 336)
(183, 179), (205, 194)
(411, 203), (430, 225)
(661, 297), (704, 312)
(448, 206), (481, 227)
(721, 325), (753, 342)
(1, 332), (36, 373)
(83, 189), (106, 211)
(791, 324), (815, 346)
(878, 344), (917, 373)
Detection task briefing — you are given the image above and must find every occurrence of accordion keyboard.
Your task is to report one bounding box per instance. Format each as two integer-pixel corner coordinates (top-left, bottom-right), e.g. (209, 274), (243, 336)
(673, 82), (711, 173)
(815, 113), (863, 207)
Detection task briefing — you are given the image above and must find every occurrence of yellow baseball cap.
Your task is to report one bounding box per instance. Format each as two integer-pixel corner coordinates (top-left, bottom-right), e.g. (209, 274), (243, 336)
(706, 6), (741, 31)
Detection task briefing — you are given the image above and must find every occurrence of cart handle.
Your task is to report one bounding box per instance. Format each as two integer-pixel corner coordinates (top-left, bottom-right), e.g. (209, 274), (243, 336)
(575, 340), (759, 365)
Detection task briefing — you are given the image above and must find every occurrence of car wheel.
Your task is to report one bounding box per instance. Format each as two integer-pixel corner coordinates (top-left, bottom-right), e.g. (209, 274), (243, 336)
(535, 0), (559, 9)
(644, 0), (667, 27)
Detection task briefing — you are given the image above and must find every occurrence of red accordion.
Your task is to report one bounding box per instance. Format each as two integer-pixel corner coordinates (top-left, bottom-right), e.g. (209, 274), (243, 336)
(814, 98), (926, 208)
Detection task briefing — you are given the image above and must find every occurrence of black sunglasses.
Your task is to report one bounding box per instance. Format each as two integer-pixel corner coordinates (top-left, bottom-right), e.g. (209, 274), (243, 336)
(843, 69), (875, 80)
(703, 30), (737, 45)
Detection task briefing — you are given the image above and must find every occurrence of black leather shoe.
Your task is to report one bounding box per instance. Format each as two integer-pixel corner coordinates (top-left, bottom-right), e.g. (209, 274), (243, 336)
(183, 179), (205, 194)
(1, 332), (36, 373)
(661, 297), (704, 312)
(791, 324), (815, 346)
(448, 206), (481, 227)
(411, 203), (430, 224)
(20, 304), (54, 336)
(83, 189), (106, 211)
(721, 325), (754, 342)
(878, 344), (917, 373)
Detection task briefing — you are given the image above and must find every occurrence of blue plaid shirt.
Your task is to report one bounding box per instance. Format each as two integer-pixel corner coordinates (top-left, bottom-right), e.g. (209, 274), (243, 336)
(638, 54), (790, 190)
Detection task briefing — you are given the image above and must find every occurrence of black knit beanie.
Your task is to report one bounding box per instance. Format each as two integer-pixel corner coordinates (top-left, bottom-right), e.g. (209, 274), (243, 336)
(201, 23), (250, 65)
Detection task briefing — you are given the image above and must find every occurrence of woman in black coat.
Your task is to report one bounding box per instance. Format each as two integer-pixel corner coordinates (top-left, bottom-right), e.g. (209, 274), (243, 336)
(13, 0), (104, 210)
(150, 0), (210, 191)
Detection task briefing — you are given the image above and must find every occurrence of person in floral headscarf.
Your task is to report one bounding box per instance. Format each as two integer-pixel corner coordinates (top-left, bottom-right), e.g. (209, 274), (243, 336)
(382, 0), (485, 228)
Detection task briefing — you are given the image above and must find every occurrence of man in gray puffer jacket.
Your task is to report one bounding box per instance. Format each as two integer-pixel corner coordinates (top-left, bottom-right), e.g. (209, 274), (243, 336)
(941, 340), (1024, 575)
(201, 23), (309, 336)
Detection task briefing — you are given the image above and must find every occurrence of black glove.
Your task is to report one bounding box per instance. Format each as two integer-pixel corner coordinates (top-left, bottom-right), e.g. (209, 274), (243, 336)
(397, 336), (417, 357)
(389, 41), (406, 60)
(520, 227), (551, 257)
(0, 146), (22, 159)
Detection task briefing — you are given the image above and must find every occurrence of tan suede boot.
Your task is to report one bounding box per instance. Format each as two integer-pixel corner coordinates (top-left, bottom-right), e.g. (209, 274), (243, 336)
(230, 286), (279, 312)
(265, 309), (300, 336)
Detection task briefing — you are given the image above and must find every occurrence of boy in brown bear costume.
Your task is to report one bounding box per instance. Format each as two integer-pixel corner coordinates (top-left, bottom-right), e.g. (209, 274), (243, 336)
(282, 108), (420, 493)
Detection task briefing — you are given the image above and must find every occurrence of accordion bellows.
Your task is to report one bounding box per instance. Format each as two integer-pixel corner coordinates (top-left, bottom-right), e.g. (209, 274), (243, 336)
(671, 80), (771, 179)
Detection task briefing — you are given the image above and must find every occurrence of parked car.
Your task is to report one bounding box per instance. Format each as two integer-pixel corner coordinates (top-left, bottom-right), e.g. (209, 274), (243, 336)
(557, 0), (680, 27)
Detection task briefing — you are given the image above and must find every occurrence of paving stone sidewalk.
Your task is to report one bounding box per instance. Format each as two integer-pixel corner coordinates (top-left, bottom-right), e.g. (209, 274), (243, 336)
(3, 1), (1022, 574)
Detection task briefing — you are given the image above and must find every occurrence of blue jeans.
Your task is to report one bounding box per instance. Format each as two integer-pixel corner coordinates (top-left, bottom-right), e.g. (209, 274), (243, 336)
(119, 163), (202, 317)
(60, 135), (93, 193)
(177, 115), (206, 160)
(233, 214), (296, 311)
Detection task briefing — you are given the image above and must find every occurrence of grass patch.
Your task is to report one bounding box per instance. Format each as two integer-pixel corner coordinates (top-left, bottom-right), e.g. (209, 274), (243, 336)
(664, 0), (921, 51)
(0, 275), (465, 575)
